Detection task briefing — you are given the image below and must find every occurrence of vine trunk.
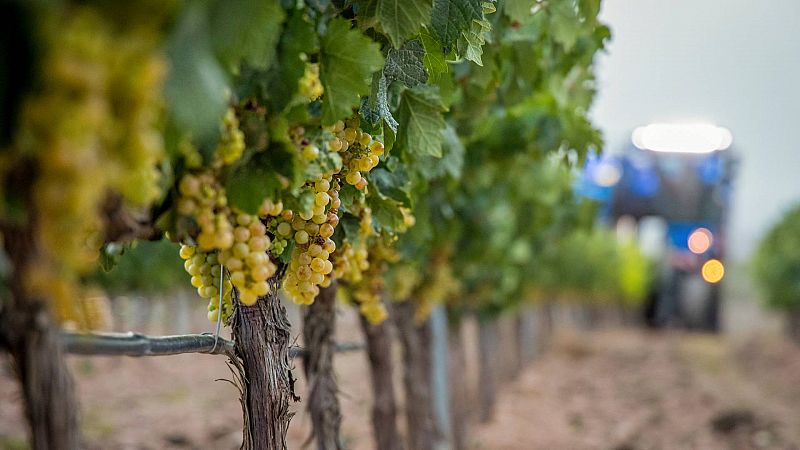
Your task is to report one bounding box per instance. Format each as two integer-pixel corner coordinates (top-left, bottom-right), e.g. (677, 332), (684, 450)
(393, 301), (437, 450)
(232, 269), (295, 450)
(0, 165), (81, 450)
(359, 304), (403, 450)
(302, 282), (343, 450)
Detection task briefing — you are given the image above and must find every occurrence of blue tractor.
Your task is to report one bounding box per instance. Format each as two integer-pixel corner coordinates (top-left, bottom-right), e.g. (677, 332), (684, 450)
(578, 123), (737, 331)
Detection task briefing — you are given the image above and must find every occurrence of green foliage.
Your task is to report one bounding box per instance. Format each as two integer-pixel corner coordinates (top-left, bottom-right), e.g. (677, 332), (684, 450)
(164, 2), (228, 147)
(6, 0), (612, 328)
(91, 241), (188, 295)
(209, 0), (284, 72)
(535, 227), (651, 306)
(394, 85), (447, 158)
(320, 18), (384, 125)
(431, 0), (483, 49)
(378, 0), (432, 48)
(753, 204), (800, 311)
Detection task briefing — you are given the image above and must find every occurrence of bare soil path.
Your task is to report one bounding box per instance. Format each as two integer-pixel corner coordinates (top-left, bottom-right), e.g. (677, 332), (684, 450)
(1, 303), (799, 450)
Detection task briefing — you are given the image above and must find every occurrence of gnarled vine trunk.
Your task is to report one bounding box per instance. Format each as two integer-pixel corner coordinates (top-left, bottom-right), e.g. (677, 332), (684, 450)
(393, 301), (436, 450)
(477, 317), (498, 423)
(232, 269), (295, 450)
(302, 282), (343, 450)
(360, 306), (403, 450)
(1, 304), (81, 450)
(0, 175), (81, 450)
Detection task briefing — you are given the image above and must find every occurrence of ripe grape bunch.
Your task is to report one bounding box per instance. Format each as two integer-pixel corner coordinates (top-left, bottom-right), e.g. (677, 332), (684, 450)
(298, 62), (323, 101)
(275, 178), (340, 304)
(16, 6), (166, 326)
(328, 117), (383, 190)
(177, 173), (279, 319)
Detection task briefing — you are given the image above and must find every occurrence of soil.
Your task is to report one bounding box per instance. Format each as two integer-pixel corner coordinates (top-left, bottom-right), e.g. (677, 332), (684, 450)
(1, 300), (800, 450)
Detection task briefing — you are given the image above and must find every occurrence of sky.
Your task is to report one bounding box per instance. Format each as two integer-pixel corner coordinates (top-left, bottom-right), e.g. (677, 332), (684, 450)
(590, 0), (800, 260)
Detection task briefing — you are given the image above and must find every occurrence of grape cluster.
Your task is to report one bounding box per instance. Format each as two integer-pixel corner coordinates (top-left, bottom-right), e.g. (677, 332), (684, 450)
(298, 62), (324, 101)
(277, 177), (340, 304)
(177, 172), (233, 250)
(215, 108), (246, 165)
(335, 238), (399, 324)
(412, 251), (460, 320)
(328, 117), (383, 190)
(14, 7), (166, 326)
(217, 212), (276, 306)
(179, 245), (234, 322)
(176, 174), (279, 313)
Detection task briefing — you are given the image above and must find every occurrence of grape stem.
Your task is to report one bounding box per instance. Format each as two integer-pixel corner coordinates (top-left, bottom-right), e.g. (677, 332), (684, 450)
(60, 331), (363, 358)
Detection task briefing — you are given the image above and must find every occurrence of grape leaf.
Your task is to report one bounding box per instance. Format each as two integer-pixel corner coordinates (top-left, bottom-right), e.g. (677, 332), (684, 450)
(419, 27), (448, 82)
(394, 85), (447, 158)
(338, 212), (363, 244)
(416, 124), (463, 180)
(265, 10), (317, 112)
(384, 40), (428, 87)
(438, 124), (465, 178)
(320, 18), (384, 125)
(209, 0), (285, 72)
(369, 167), (412, 205)
(164, 3), (228, 147)
(361, 74), (399, 133)
(367, 192), (405, 233)
(457, 5), (493, 66)
(377, 0), (433, 48)
(431, 0), (482, 49)
(503, 0), (539, 25)
(551, 1), (581, 52)
(226, 143), (299, 214)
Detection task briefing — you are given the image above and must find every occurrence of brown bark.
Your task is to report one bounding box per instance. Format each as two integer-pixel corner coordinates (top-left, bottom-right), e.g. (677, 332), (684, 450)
(477, 318), (498, 423)
(232, 268), (296, 450)
(360, 307), (403, 450)
(788, 308), (800, 346)
(447, 318), (469, 450)
(302, 282), (343, 450)
(0, 165), (82, 450)
(393, 301), (436, 450)
(1, 304), (81, 450)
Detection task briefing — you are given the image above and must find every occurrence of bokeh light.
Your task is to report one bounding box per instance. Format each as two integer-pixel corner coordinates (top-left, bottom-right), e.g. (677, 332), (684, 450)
(701, 259), (725, 283)
(630, 123), (733, 153)
(687, 228), (713, 254)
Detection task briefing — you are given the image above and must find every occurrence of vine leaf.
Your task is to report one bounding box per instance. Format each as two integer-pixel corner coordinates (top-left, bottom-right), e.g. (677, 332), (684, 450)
(369, 167), (412, 205)
(551, 1), (581, 52)
(431, 0), (482, 49)
(377, 0), (433, 48)
(362, 75), (399, 133)
(418, 124), (464, 180)
(164, 3), (228, 147)
(320, 18), (384, 125)
(419, 28), (448, 82)
(366, 192), (405, 233)
(209, 0), (285, 72)
(226, 143), (299, 214)
(263, 10), (317, 113)
(395, 85), (446, 158)
(384, 40), (428, 87)
(457, 2), (494, 66)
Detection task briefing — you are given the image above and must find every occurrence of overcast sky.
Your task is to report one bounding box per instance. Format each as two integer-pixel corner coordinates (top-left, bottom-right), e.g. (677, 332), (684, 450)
(591, 0), (800, 260)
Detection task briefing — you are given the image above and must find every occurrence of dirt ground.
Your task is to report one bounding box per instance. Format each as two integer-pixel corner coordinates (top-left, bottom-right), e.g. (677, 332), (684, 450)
(1, 300), (800, 450)
(471, 330), (800, 450)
